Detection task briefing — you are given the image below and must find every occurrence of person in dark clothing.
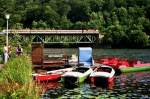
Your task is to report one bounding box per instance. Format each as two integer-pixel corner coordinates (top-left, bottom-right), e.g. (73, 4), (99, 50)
(16, 45), (23, 56)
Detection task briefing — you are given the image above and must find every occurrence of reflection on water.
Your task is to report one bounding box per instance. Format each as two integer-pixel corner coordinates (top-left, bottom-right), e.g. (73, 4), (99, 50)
(42, 72), (150, 99)
(90, 77), (114, 90)
(114, 72), (150, 99)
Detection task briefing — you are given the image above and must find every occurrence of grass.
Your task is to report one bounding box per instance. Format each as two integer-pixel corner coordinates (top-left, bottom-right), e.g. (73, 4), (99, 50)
(0, 55), (41, 99)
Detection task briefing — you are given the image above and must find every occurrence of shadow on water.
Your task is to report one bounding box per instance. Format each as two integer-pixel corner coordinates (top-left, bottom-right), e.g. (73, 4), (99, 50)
(63, 82), (78, 89)
(63, 77), (86, 89)
(114, 69), (122, 76)
(63, 77), (115, 90)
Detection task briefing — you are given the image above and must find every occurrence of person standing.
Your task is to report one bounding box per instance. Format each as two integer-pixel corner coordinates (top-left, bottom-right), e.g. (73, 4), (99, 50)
(3, 44), (9, 64)
(8, 45), (12, 58)
(16, 45), (23, 56)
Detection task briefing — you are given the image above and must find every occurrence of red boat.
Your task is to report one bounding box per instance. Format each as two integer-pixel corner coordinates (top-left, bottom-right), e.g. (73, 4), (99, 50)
(97, 57), (150, 69)
(32, 68), (73, 82)
(33, 73), (62, 82)
(129, 60), (150, 67)
(98, 57), (118, 68)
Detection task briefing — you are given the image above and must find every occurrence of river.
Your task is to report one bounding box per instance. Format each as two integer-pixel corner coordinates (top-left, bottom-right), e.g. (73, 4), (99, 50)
(41, 48), (150, 99)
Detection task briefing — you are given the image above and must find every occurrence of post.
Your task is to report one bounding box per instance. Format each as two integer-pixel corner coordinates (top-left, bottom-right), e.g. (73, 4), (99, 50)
(5, 14), (10, 46)
(3, 14), (10, 64)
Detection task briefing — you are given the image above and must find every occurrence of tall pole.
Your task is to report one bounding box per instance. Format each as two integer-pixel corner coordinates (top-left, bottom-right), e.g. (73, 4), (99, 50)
(6, 18), (8, 46)
(5, 14), (10, 46)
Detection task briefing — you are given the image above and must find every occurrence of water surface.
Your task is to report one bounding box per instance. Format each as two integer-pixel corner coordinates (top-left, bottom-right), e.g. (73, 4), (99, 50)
(42, 49), (150, 99)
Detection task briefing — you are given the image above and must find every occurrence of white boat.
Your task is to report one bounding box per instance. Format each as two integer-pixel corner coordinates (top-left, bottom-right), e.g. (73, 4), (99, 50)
(62, 47), (94, 85)
(90, 65), (115, 84)
(61, 66), (93, 84)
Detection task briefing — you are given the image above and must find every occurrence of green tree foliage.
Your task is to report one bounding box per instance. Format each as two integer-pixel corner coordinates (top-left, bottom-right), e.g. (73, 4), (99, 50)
(32, 20), (47, 29)
(0, 0), (149, 48)
(67, 0), (91, 23)
(0, 36), (5, 54)
(88, 0), (104, 12)
(103, 24), (128, 48)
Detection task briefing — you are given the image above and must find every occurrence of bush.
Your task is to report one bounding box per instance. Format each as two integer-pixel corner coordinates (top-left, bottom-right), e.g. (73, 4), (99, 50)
(0, 55), (41, 99)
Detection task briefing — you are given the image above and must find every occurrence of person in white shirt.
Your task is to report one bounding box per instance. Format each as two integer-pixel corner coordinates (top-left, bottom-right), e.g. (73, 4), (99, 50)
(3, 44), (9, 64)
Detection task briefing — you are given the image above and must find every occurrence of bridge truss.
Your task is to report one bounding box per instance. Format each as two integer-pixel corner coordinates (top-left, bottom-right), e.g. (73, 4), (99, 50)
(4, 29), (100, 44)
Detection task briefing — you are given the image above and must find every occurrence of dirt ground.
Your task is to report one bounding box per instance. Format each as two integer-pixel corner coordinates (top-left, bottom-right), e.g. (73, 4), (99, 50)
(0, 64), (4, 70)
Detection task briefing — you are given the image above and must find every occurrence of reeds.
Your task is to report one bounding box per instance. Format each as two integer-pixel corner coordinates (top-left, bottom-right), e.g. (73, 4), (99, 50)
(0, 55), (41, 99)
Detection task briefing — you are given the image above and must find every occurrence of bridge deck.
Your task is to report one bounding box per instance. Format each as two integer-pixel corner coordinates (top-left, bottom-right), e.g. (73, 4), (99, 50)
(2, 29), (102, 44)
(3, 29), (99, 34)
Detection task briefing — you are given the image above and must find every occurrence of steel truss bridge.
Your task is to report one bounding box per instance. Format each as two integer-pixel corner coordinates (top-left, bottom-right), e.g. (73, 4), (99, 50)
(2, 29), (102, 44)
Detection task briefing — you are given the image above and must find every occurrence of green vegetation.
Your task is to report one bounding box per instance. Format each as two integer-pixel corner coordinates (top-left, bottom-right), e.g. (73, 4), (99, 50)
(0, 32), (32, 57)
(0, 0), (150, 48)
(0, 55), (41, 99)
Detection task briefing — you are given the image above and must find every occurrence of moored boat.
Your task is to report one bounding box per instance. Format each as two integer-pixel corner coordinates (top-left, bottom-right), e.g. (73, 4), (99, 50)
(120, 66), (150, 73)
(97, 57), (150, 68)
(90, 65), (115, 85)
(61, 66), (93, 84)
(33, 73), (61, 82)
(97, 57), (129, 69)
(32, 67), (73, 82)
(97, 57), (150, 73)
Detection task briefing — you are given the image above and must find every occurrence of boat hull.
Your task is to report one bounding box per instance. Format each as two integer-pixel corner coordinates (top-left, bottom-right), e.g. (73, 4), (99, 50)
(33, 67), (74, 82)
(61, 67), (93, 84)
(62, 74), (90, 84)
(90, 76), (114, 89)
(120, 66), (150, 73)
(90, 76), (113, 85)
(90, 65), (115, 86)
(34, 74), (61, 82)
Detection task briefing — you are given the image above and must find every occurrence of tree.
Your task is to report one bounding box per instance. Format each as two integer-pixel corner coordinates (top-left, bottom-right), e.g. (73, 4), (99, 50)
(103, 0), (115, 12)
(13, 23), (23, 29)
(72, 21), (84, 29)
(32, 20), (47, 29)
(0, 0), (14, 28)
(129, 30), (148, 48)
(56, 0), (71, 17)
(88, 12), (105, 30)
(88, 0), (104, 12)
(115, 0), (127, 7)
(59, 16), (72, 29)
(67, 0), (91, 23)
(117, 7), (128, 25)
(102, 24), (128, 48)
(43, 5), (60, 28)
